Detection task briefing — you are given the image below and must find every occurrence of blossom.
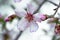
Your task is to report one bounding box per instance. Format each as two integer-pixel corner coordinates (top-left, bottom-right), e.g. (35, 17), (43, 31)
(55, 24), (60, 35)
(15, 4), (46, 32)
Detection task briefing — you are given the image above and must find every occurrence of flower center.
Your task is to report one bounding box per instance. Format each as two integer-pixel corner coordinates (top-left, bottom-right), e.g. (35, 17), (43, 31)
(25, 13), (34, 22)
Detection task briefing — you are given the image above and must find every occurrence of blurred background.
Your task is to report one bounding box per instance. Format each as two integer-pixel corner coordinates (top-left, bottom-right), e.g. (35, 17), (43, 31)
(0, 0), (60, 40)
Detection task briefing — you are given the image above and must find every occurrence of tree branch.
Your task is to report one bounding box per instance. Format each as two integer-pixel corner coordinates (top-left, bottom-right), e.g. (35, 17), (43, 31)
(48, 0), (59, 6)
(15, 31), (23, 40)
(53, 3), (60, 17)
(33, 0), (47, 14)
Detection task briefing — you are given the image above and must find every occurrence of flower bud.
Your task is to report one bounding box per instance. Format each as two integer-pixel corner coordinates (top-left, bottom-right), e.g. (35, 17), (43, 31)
(4, 14), (16, 22)
(40, 14), (47, 21)
(55, 24), (60, 34)
(48, 18), (58, 23)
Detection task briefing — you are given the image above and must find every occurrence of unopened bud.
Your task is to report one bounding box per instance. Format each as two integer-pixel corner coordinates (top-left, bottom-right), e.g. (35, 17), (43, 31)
(4, 14), (16, 22)
(40, 14), (47, 21)
(55, 24), (60, 34)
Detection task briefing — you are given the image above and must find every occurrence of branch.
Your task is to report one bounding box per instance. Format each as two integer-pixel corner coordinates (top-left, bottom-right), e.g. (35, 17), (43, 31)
(48, 1), (59, 6)
(33, 0), (47, 14)
(15, 31), (23, 40)
(53, 3), (60, 17)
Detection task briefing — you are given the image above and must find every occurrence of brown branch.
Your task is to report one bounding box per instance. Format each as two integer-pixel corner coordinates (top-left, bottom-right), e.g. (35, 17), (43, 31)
(53, 3), (60, 17)
(15, 31), (23, 40)
(33, 0), (47, 14)
(48, 1), (59, 6)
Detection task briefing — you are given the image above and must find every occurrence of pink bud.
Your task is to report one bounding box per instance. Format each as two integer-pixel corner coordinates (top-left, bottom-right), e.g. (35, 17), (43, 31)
(40, 14), (47, 20)
(4, 18), (10, 22)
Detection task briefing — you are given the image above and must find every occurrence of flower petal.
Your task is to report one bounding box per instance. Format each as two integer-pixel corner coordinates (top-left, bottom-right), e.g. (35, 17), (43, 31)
(29, 21), (39, 32)
(39, 14), (47, 20)
(15, 8), (27, 17)
(27, 3), (37, 14)
(34, 13), (42, 22)
(17, 17), (29, 31)
(34, 13), (47, 22)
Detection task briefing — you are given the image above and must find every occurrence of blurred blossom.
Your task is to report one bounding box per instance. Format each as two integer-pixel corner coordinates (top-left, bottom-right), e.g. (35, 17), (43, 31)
(15, 4), (47, 32)
(55, 24), (60, 35)
(14, 0), (22, 2)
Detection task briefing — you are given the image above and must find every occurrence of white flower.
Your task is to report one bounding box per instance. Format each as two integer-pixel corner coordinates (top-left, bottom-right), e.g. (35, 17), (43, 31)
(15, 4), (46, 32)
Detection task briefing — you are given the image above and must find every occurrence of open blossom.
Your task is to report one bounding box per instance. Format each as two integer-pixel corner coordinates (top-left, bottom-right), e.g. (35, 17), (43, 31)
(15, 4), (46, 32)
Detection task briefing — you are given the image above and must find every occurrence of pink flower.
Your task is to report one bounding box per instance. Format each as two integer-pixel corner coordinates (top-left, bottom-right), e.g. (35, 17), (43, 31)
(15, 4), (45, 32)
(4, 18), (10, 22)
(39, 14), (47, 21)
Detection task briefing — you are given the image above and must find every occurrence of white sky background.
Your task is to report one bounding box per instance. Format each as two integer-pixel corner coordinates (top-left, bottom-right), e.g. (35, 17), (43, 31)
(0, 0), (60, 40)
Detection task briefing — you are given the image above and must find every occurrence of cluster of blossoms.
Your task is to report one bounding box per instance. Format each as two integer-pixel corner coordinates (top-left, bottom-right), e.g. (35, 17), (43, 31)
(4, 4), (47, 32)
(48, 17), (60, 35)
(1, 3), (60, 35)
(16, 4), (48, 32)
(0, 0), (60, 40)
(4, 3), (60, 34)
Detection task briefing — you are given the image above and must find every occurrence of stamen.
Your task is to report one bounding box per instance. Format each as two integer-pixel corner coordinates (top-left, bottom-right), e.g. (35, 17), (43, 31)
(25, 13), (34, 22)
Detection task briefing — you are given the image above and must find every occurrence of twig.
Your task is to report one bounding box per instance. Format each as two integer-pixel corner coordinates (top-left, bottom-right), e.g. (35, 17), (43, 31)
(48, 0), (59, 6)
(53, 3), (60, 17)
(15, 31), (23, 40)
(33, 0), (47, 14)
